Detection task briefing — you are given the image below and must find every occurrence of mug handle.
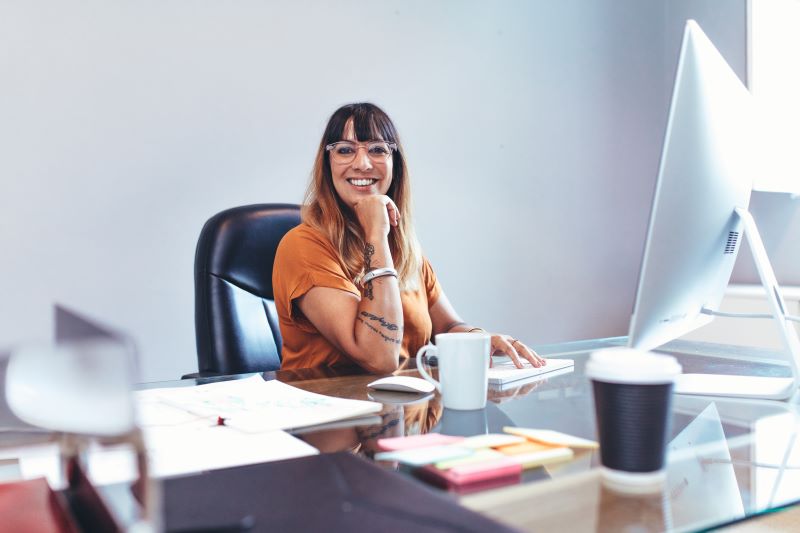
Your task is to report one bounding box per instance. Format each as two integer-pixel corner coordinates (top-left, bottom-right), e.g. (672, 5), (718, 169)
(416, 344), (441, 392)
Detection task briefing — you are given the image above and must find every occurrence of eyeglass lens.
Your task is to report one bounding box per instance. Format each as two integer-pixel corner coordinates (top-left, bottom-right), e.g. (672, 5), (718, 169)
(328, 142), (393, 163)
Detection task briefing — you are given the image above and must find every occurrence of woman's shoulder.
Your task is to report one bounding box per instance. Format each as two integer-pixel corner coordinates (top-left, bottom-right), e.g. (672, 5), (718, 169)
(277, 222), (337, 262)
(420, 255), (436, 274)
(280, 222), (329, 249)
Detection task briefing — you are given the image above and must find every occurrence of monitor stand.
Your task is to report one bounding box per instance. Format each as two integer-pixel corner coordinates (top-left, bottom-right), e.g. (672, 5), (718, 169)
(673, 207), (800, 400)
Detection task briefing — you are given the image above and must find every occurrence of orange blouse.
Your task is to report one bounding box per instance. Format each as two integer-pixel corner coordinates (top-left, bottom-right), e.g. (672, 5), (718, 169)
(273, 223), (442, 370)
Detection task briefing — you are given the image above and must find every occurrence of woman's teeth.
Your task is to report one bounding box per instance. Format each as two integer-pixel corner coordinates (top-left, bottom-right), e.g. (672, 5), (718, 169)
(349, 178), (376, 187)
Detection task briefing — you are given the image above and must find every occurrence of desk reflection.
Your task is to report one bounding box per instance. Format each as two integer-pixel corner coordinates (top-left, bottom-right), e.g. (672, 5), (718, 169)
(299, 397), (441, 457)
(295, 368), (555, 457)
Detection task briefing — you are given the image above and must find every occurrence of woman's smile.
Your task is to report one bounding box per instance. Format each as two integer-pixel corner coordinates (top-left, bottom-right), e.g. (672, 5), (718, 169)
(347, 177), (380, 191)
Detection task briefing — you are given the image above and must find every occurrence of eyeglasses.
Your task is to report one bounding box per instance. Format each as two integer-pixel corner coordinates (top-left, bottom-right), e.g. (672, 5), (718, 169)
(325, 140), (397, 164)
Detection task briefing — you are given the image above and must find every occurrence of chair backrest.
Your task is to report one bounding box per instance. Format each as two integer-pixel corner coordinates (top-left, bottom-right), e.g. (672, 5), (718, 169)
(194, 204), (301, 375)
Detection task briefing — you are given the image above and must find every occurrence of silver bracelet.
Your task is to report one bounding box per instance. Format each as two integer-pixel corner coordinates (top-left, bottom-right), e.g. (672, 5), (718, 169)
(362, 267), (398, 285)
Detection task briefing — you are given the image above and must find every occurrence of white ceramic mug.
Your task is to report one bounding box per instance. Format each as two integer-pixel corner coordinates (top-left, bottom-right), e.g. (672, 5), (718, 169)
(416, 332), (491, 410)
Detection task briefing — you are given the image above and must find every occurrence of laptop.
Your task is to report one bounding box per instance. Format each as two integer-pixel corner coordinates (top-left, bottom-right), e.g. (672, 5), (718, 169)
(163, 452), (519, 533)
(55, 304), (133, 346)
(3, 305), (138, 436)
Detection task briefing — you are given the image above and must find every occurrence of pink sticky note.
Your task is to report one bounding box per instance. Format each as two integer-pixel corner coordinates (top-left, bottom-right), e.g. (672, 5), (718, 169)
(448, 458), (523, 484)
(415, 458), (522, 494)
(376, 433), (465, 452)
(374, 446), (473, 467)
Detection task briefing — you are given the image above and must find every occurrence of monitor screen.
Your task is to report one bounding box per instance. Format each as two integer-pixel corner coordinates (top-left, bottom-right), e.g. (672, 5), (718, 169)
(628, 20), (755, 352)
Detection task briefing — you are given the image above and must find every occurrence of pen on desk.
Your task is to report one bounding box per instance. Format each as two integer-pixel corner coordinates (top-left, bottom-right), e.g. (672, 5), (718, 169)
(167, 514), (255, 533)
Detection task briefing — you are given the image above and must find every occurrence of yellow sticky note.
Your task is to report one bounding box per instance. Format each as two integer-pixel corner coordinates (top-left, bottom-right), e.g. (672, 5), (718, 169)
(460, 434), (526, 449)
(512, 447), (574, 469)
(435, 448), (505, 470)
(503, 427), (599, 449)
(496, 440), (562, 456)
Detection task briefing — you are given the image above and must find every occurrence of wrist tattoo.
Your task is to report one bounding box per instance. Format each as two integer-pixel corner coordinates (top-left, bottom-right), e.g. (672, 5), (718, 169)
(357, 316), (402, 345)
(364, 242), (375, 270)
(364, 243), (375, 301)
(360, 311), (401, 332)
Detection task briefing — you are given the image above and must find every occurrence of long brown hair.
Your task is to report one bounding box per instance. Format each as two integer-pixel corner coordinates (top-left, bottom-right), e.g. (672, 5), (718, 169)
(302, 103), (422, 290)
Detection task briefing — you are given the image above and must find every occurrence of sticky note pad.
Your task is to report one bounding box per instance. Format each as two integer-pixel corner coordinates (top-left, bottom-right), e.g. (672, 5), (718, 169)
(459, 434), (526, 449)
(374, 445), (473, 466)
(503, 427), (599, 449)
(507, 447), (574, 469)
(376, 433), (465, 452)
(435, 448), (505, 470)
(416, 458), (522, 494)
(497, 440), (561, 456)
(449, 457), (523, 482)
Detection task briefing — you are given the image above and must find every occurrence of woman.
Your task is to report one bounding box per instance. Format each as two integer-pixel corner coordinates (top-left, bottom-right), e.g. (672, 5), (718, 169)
(273, 103), (546, 373)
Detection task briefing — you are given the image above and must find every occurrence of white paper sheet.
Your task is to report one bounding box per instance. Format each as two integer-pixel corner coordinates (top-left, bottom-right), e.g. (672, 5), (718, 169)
(0, 425), (318, 487)
(87, 425), (318, 485)
(136, 376), (383, 433)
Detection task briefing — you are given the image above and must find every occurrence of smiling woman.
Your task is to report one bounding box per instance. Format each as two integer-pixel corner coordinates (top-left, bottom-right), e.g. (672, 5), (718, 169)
(272, 103), (547, 374)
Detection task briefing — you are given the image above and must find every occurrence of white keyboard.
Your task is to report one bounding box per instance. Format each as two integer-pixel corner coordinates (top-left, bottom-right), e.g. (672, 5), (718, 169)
(487, 358), (575, 385)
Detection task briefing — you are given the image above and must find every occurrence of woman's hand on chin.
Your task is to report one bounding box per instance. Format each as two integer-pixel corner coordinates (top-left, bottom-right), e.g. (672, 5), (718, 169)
(353, 195), (400, 239)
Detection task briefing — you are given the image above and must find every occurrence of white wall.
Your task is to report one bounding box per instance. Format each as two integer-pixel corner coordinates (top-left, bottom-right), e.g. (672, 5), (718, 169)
(0, 1), (746, 382)
(731, 0), (800, 286)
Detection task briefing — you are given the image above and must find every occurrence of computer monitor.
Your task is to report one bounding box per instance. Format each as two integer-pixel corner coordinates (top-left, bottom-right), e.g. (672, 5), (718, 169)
(628, 20), (754, 351)
(627, 21), (800, 400)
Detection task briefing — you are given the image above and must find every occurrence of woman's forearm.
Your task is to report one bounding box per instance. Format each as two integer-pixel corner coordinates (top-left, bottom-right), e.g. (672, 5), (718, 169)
(352, 234), (403, 373)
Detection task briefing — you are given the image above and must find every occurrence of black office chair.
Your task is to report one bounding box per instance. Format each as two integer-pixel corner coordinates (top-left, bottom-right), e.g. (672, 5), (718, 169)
(191, 203), (302, 377)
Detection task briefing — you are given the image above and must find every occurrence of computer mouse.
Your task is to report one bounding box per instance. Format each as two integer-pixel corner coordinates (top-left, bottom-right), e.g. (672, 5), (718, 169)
(367, 376), (436, 394)
(367, 390), (434, 405)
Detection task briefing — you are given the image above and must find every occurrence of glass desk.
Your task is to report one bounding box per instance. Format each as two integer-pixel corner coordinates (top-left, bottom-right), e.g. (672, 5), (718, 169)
(140, 337), (800, 532)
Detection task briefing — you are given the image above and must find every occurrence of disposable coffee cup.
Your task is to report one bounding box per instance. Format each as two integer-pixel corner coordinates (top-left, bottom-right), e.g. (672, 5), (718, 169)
(585, 348), (682, 494)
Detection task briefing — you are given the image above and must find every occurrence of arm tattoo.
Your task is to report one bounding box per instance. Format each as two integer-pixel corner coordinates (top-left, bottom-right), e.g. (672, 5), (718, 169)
(357, 316), (401, 345)
(360, 311), (401, 332)
(364, 242), (375, 301)
(360, 417), (401, 440)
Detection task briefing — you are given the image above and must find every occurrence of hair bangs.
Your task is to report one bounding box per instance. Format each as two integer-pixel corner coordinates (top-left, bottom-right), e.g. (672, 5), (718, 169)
(352, 108), (396, 143)
(323, 103), (398, 144)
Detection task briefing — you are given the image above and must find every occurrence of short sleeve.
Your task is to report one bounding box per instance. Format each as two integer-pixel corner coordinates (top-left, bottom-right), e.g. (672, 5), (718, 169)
(273, 225), (360, 323)
(421, 257), (442, 309)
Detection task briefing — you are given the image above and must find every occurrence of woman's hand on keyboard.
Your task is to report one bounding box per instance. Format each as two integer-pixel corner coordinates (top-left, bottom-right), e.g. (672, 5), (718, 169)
(490, 334), (547, 369)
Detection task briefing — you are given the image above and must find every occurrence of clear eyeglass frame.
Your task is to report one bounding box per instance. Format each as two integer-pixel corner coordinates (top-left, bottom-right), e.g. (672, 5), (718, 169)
(325, 140), (398, 163)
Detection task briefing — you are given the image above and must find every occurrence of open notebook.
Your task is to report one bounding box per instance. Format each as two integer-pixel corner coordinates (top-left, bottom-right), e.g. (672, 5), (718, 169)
(488, 357), (574, 385)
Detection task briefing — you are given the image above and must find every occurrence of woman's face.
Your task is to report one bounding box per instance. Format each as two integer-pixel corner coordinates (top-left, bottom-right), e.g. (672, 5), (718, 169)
(329, 119), (393, 208)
